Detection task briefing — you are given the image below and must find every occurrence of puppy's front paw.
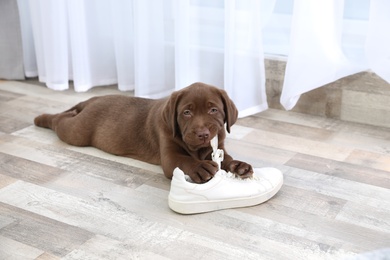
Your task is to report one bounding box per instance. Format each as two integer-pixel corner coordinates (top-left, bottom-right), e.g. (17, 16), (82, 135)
(187, 161), (218, 184)
(226, 160), (253, 179)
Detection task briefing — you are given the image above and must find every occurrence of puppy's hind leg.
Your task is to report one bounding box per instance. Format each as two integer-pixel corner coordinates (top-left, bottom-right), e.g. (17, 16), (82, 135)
(34, 98), (99, 146)
(34, 109), (91, 146)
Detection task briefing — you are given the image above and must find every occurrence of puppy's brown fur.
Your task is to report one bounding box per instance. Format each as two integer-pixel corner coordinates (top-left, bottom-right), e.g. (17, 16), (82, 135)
(34, 82), (253, 183)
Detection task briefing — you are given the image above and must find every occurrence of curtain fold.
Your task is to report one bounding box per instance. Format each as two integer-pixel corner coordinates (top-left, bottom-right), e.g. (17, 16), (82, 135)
(133, 0), (172, 98)
(67, 0), (90, 91)
(224, 0), (273, 117)
(280, 0), (368, 110)
(280, 0), (390, 110)
(110, 0), (135, 92)
(174, 0), (191, 90)
(17, 0), (37, 78)
(30, 0), (70, 90)
(366, 0), (390, 83)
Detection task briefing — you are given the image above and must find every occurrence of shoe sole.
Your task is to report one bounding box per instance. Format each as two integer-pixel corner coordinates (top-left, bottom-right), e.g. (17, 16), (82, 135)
(168, 179), (283, 214)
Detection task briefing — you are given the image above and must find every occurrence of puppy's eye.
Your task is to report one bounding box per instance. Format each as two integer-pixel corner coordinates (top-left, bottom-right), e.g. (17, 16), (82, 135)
(183, 110), (191, 116)
(209, 108), (218, 114)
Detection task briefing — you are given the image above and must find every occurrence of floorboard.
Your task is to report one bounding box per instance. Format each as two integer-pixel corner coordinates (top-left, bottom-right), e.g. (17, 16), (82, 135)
(0, 80), (389, 259)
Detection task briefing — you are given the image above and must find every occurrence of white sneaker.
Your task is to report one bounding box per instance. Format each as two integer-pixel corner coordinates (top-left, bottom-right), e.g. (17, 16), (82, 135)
(168, 167), (283, 214)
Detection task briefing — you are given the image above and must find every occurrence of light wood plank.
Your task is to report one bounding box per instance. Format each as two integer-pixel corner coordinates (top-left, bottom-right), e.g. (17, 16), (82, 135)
(243, 128), (353, 162)
(62, 235), (170, 260)
(286, 153), (390, 189)
(238, 115), (334, 141)
(336, 201), (390, 233)
(35, 252), (61, 260)
(283, 167), (390, 209)
(255, 108), (390, 140)
(345, 149), (390, 172)
(0, 152), (66, 185)
(12, 125), (164, 173)
(0, 235), (44, 260)
(0, 174), (16, 190)
(225, 138), (296, 166)
(0, 134), (158, 189)
(238, 203), (389, 253)
(269, 184), (346, 218)
(0, 202), (94, 258)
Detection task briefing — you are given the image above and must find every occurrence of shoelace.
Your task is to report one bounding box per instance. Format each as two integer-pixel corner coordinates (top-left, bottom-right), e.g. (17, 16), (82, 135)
(211, 136), (260, 182)
(182, 136), (261, 183)
(211, 135), (224, 170)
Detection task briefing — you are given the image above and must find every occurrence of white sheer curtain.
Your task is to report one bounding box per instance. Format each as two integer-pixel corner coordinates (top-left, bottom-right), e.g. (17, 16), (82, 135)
(366, 0), (390, 83)
(16, 0), (390, 115)
(280, 0), (390, 110)
(17, 0), (273, 117)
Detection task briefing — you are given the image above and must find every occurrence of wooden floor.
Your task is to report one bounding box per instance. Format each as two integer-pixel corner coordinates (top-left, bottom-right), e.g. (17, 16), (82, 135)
(0, 80), (389, 260)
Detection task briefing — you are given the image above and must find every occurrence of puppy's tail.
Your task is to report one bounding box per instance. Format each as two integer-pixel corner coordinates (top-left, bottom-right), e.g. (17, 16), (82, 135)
(34, 114), (54, 129)
(34, 109), (78, 130)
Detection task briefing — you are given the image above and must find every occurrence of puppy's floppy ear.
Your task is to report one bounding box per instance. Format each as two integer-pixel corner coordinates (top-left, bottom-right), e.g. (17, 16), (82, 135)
(219, 89), (238, 133)
(162, 90), (182, 137)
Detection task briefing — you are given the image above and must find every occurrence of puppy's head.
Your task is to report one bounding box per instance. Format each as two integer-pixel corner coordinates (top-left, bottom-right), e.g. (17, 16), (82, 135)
(162, 82), (238, 151)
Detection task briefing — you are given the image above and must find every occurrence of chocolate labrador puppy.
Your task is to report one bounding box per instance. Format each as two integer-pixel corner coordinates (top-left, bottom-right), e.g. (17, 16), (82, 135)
(34, 82), (253, 183)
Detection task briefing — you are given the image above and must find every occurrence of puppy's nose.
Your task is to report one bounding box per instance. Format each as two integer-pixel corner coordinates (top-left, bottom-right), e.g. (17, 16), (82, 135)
(197, 129), (210, 141)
